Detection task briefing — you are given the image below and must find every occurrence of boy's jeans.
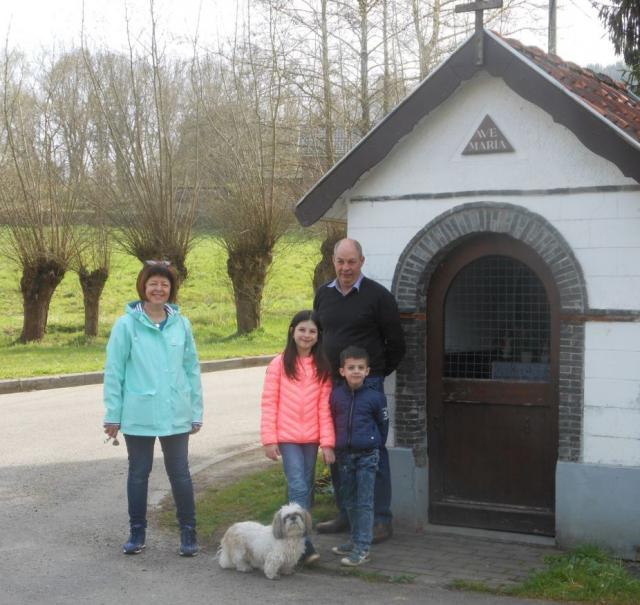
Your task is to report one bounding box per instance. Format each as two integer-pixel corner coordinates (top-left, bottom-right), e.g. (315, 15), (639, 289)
(337, 448), (380, 554)
(124, 433), (195, 528)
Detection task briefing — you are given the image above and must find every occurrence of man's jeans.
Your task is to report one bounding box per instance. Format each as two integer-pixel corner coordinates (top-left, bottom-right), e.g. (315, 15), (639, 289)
(330, 375), (393, 525)
(337, 448), (380, 554)
(124, 433), (195, 528)
(279, 442), (318, 510)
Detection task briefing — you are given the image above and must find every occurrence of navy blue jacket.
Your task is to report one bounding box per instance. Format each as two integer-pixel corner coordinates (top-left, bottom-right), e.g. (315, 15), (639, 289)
(331, 382), (389, 451)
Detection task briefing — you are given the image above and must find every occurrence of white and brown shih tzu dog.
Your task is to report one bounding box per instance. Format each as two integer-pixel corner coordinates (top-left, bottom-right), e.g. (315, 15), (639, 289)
(218, 502), (312, 580)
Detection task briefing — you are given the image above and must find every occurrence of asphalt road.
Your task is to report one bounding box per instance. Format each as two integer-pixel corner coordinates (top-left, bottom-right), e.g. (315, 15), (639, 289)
(0, 366), (554, 605)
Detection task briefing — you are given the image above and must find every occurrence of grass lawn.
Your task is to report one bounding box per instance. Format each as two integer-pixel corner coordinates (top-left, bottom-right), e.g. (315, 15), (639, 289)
(158, 457), (336, 545)
(0, 232), (321, 379)
(454, 545), (640, 605)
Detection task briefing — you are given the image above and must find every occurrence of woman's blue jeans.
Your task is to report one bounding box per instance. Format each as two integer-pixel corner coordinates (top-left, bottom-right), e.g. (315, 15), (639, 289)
(279, 443), (318, 511)
(124, 433), (195, 528)
(337, 448), (380, 554)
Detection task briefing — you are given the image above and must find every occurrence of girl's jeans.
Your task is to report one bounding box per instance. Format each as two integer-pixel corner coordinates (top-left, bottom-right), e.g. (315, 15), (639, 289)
(279, 442), (318, 510)
(337, 448), (380, 555)
(124, 433), (195, 528)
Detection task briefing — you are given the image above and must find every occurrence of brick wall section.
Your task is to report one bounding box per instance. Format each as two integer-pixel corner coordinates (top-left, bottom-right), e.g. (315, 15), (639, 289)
(558, 321), (585, 461)
(396, 316), (428, 461)
(391, 202), (588, 463)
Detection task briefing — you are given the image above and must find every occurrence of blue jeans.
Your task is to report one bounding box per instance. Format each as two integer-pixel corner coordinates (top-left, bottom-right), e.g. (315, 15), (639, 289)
(124, 433), (195, 528)
(279, 443), (318, 510)
(337, 448), (380, 554)
(330, 375), (393, 525)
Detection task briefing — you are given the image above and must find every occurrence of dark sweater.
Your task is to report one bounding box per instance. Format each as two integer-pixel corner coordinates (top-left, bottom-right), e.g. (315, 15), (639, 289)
(313, 276), (406, 377)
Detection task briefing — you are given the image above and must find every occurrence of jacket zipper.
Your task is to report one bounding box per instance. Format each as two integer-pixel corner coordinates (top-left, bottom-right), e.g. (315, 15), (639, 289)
(347, 389), (355, 449)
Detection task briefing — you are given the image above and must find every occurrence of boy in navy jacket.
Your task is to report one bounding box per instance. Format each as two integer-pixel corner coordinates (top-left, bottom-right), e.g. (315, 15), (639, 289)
(330, 346), (389, 566)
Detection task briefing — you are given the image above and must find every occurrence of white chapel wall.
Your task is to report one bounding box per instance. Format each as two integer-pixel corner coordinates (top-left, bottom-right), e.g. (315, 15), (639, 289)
(341, 71), (640, 457)
(343, 73), (640, 310)
(583, 323), (640, 466)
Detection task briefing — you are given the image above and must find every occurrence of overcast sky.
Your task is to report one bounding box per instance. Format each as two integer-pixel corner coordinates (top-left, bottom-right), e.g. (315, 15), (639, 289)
(1, 0), (620, 69)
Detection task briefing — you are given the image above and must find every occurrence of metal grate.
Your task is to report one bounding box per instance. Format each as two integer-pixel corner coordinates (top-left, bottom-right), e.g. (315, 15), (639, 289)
(444, 255), (550, 381)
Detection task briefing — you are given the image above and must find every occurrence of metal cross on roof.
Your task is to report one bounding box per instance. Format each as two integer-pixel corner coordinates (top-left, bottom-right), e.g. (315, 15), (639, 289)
(455, 0), (504, 65)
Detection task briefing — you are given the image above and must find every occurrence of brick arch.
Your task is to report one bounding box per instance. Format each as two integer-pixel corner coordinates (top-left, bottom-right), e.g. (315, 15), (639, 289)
(392, 202), (588, 314)
(391, 202), (587, 463)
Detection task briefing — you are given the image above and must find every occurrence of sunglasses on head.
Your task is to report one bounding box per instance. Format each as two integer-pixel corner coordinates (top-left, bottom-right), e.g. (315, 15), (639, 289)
(144, 260), (171, 266)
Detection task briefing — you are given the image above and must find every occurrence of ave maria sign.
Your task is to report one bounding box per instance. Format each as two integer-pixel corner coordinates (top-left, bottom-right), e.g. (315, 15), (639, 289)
(463, 114), (514, 155)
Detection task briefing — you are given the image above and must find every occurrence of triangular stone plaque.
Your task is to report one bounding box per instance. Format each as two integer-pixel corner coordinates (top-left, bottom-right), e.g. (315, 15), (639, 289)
(462, 115), (514, 155)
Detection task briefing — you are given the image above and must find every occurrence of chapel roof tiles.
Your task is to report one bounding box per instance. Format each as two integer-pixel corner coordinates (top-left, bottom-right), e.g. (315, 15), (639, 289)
(294, 29), (640, 226)
(501, 35), (640, 144)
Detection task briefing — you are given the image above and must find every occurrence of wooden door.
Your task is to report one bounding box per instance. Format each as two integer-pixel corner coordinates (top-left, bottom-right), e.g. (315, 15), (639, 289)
(427, 234), (559, 535)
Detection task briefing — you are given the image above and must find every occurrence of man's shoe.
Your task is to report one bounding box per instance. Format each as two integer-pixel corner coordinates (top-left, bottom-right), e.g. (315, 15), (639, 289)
(179, 526), (198, 557)
(123, 525), (146, 555)
(340, 551), (370, 567)
(331, 542), (354, 556)
(316, 516), (349, 534)
(372, 522), (393, 544)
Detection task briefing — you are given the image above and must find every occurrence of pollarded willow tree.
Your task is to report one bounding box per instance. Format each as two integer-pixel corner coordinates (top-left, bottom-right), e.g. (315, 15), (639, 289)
(45, 50), (113, 339)
(194, 5), (303, 334)
(0, 50), (88, 343)
(82, 4), (199, 286)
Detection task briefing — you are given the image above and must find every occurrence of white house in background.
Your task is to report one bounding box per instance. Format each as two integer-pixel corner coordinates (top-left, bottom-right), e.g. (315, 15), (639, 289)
(295, 29), (640, 559)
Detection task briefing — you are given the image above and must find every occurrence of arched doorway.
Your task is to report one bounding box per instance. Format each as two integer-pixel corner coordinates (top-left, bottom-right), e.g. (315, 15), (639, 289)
(426, 234), (559, 535)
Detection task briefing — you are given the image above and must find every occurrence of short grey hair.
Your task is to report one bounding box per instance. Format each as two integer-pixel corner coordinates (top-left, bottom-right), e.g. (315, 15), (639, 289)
(333, 238), (363, 257)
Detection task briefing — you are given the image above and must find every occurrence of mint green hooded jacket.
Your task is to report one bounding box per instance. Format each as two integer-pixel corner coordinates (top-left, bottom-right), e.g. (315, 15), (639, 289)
(103, 302), (203, 436)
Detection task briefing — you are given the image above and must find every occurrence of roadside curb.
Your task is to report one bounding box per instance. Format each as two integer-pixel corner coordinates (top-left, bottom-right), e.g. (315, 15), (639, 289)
(0, 354), (274, 395)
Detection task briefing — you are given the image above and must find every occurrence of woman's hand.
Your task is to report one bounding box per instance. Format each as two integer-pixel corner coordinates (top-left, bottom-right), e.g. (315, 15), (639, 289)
(264, 444), (280, 461)
(190, 423), (202, 435)
(103, 424), (120, 439)
(322, 447), (335, 465)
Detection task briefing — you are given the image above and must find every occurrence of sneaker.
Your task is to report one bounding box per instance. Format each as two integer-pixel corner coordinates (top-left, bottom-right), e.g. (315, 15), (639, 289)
(316, 516), (349, 534)
(122, 525), (146, 555)
(303, 542), (321, 566)
(331, 542), (354, 556)
(340, 550), (370, 567)
(179, 526), (198, 557)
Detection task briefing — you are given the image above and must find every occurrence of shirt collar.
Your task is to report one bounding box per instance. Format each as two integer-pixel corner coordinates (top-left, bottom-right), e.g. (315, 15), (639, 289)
(328, 274), (365, 296)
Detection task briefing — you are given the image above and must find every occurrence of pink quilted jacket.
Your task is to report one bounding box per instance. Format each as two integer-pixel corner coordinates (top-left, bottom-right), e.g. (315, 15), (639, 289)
(261, 354), (335, 448)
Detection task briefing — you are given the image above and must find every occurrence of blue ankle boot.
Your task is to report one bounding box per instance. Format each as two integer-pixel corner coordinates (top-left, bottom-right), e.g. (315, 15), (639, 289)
(179, 525), (198, 557)
(123, 525), (146, 555)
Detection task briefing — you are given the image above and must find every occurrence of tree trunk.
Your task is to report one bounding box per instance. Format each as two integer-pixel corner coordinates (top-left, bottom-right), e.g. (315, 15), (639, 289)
(321, 0), (335, 169)
(313, 223), (347, 292)
(358, 0), (370, 135)
(382, 0), (391, 115)
(79, 267), (109, 338)
(227, 247), (273, 335)
(19, 261), (66, 343)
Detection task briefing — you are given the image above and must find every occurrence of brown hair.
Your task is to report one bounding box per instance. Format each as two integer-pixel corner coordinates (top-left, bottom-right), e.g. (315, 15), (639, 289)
(136, 262), (178, 303)
(283, 310), (331, 382)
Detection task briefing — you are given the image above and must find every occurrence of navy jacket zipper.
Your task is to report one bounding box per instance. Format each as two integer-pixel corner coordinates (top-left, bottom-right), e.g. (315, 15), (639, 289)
(347, 389), (355, 449)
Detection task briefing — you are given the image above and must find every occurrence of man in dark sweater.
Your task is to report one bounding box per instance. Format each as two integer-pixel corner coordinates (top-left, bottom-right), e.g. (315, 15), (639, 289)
(314, 238), (405, 543)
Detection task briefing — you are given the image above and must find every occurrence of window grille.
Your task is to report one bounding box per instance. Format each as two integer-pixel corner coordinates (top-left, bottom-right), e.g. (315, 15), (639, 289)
(443, 255), (550, 382)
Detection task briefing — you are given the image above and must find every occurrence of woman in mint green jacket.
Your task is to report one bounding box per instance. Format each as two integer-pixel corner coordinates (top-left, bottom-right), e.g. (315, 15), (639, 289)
(103, 261), (203, 557)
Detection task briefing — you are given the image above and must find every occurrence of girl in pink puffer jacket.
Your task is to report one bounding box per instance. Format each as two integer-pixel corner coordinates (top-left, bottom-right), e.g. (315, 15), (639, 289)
(260, 310), (335, 565)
